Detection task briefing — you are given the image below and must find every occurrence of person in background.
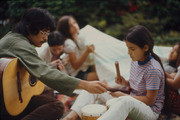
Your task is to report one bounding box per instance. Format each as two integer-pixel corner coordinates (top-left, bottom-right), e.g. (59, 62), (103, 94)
(0, 8), (107, 120)
(63, 25), (165, 120)
(57, 15), (98, 81)
(162, 43), (180, 75)
(163, 42), (180, 116)
(36, 31), (68, 97)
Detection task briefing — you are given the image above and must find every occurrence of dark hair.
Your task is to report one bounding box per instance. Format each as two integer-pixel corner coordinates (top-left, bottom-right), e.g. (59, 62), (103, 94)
(125, 25), (165, 72)
(169, 42), (180, 69)
(47, 31), (65, 46)
(176, 42), (180, 69)
(57, 15), (75, 40)
(12, 8), (55, 37)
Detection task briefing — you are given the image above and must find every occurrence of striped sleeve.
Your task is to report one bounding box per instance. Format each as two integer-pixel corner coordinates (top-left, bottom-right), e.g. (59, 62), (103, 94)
(145, 68), (161, 90)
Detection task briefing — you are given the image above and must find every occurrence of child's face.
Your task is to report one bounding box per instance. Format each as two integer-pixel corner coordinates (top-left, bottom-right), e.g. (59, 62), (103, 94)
(125, 40), (148, 62)
(50, 45), (63, 56)
(68, 18), (79, 36)
(168, 44), (179, 61)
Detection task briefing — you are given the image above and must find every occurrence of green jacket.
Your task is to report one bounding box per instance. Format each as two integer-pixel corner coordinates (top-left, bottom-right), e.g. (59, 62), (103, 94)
(0, 32), (80, 96)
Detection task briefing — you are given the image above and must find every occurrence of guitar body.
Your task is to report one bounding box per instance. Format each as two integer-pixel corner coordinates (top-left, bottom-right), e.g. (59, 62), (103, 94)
(0, 58), (44, 116)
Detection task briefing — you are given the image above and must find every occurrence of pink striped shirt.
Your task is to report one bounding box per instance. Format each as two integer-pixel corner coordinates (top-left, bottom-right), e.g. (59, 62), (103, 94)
(129, 56), (165, 114)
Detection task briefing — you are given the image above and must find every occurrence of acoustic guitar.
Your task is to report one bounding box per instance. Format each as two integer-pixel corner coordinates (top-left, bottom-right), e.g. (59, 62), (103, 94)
(0, 58), (44, 116)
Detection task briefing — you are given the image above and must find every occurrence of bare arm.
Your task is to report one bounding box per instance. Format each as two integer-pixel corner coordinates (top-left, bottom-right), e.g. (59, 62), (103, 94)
(166, 72), (180, 90)
(133, 90), (158, 106)
(165, 72), (174, 79)
(69, 44), (94, 70)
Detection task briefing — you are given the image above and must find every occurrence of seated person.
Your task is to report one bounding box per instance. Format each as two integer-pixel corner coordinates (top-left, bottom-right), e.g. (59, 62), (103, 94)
(36, 31), (68, 97)
(0, 8), (107, 120)
(57, 15), (98, 81)
(163, 42), (180, 116)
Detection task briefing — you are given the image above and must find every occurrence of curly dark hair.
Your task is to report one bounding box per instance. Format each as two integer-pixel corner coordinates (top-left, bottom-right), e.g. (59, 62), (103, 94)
(12, 8), (56, 37)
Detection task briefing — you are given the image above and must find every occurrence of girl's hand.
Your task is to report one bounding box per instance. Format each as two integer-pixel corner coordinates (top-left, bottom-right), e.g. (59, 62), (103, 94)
(115, 75), (126, 85)
(87, 44), (95, 53)
(57, 62), (64, 71)
(109, 91), (124, 97)
(50, 59), (64, 71)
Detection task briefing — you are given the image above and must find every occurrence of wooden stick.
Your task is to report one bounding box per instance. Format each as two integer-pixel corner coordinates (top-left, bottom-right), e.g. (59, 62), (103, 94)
(115, 61), (122, 82)
(107, 87), (130, 94)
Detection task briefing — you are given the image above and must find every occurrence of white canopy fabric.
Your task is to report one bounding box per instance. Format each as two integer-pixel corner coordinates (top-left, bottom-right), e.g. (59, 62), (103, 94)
(79, 25), (172, 86)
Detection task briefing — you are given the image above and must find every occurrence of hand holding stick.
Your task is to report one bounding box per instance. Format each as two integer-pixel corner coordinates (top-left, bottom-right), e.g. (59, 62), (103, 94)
(107, 61), (131, 93)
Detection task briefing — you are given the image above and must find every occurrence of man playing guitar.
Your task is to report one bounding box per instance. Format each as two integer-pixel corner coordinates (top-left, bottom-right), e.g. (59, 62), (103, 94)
(0, 8), (107, 120)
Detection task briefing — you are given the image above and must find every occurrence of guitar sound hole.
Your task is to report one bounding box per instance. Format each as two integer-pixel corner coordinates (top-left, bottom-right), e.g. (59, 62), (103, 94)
(29, 76), (37, 86)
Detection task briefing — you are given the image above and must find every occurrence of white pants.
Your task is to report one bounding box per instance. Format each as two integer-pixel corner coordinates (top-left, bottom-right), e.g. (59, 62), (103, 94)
(71, 90), (159, 120)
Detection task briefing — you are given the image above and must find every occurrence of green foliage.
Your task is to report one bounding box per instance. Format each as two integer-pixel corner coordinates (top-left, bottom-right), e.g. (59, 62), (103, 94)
(104, 12), (168, 40)
(136, 0), (180, 31)
(0, 0), (180, 46)
(154, 31), (180, 46)
(7, 0), (36, 21)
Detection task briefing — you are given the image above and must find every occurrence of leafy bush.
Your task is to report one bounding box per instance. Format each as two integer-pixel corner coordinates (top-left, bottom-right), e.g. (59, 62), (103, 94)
(154, 31), (180, 46)
(0, 0), (180, 46)
(103, 12), (168, 40)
